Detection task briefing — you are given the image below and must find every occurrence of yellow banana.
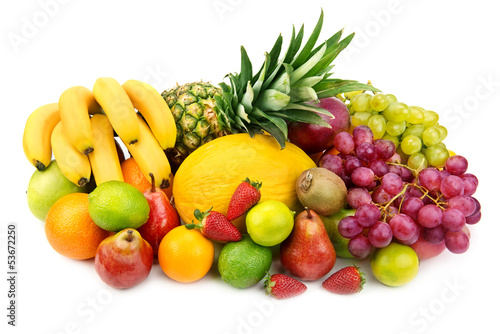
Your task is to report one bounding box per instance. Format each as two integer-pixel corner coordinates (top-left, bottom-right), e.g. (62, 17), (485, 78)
(51, 122), (91, 187)
(23, 103), (60, 171)
(93, 77), (139, 145)
(88, 114), (124, 185)
(59, 86), (101, 155)
(122, 79), (177, 150)
(125, 115), (172, 189)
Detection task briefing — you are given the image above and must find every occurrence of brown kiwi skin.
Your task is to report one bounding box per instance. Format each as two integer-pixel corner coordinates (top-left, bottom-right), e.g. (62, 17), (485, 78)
(296, 167), (347, 216)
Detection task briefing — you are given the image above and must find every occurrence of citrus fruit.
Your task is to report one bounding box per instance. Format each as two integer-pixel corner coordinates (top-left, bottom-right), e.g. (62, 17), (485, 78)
(218, 235), (272, 288)
(370, 242), (420, 287)
(45, 193), (110, 260)
(121, 157), (173, 199)
(88, 180), (150, 232)
(245, 200), (295, 247)
(158, 226), (214, 283)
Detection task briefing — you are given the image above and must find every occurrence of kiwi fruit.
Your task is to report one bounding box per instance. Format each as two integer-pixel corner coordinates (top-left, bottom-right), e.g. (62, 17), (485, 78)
(296, 167), (347, 216)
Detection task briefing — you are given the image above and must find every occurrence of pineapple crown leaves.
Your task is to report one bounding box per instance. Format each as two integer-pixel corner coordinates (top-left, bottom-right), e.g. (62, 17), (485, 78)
(218, 9), (379, 148)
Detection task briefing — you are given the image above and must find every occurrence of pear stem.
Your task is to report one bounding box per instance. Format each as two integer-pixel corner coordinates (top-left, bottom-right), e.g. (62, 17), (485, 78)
(126, 229), (133, 242)
(149, 173), (156, 193)
(305, 207), (312, 219)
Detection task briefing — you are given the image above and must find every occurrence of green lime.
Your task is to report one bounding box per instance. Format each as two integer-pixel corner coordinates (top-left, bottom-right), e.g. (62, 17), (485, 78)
(370, 242), (420, 287)
(88, 180), (150, 232)
(245, 200), (295, 247)
(218, 235), (272, 288)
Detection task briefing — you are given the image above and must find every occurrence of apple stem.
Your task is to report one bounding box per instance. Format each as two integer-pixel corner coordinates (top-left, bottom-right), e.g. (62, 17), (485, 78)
(149, 173), (156, 193)
(126, 229), (133, 242)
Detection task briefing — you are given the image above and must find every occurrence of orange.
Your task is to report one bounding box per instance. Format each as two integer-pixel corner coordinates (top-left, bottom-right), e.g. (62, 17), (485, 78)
(158, 226), (214, 283)
(45, 193), (110, 260)
(121, 157), (173, 200)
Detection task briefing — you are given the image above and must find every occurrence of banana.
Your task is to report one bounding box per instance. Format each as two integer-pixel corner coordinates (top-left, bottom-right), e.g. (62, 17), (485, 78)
(93, 77), (139, 145)
(88, 114), (124, 185)
(23, 103), (60, 171)
(125, 115), (172, 189)
(122, 79), (177, 150)
(59, 86), (101, 155)
(51, 122), (91, 187)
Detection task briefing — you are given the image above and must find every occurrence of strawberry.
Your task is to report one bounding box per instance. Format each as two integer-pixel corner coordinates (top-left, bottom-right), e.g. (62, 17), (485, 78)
(226, 178), (262, 221)
(264, 273), (307, 299)
(322, 265), (365, 295)
(185, 207), (241, 242)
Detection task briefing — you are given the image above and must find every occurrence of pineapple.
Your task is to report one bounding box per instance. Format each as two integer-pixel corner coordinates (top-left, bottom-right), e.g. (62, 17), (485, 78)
(162, 11), (377, 168)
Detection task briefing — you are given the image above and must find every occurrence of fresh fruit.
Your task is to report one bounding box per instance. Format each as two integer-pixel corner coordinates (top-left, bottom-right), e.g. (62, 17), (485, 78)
(322, 265), (365, 294)
(122, 79), (177, 150)
(370, 242), (419, 287)
(121, 157), (173, 199)
(226, 178), (262, 221)
(92, 77), (139, 145)
(88, 114), (124, 185)
(162, 11), (375, 167)
(264, 273), (307, 299)
(124, 115), (172, 189)
(296, 167), (347, 216)
(51, 122), (92, 187)
(173, 133), (316, 232)
(23, 103), (60, 171)
(319, 208), (356, 259)
(45, 193), (110, 260)
(288, 97), (351, 154)
(410, 233), (446, 261)
(95, 229), (153, 289)
(218, 235), (272, 288)
(158, 225), (214, 283)
(245, 200), (295, 247)
(137, 174), (180, 255)
(88, 180), (150, 232)
(27, 160), (92, 221)
(185, 208), (242, 243)
(58, 86), (102, 155)
(280, 208), (336, 281)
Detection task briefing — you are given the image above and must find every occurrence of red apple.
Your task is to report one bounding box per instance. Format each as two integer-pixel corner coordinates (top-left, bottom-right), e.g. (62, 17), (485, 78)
(95, 229), (153, 289)
(138, 174), (181, 255)
(410, 233), (446, 261)
(288, 97), (350, 154)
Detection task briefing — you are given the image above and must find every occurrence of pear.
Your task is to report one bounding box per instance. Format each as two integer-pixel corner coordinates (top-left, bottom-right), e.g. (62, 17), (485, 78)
(280, 208), (336, 281)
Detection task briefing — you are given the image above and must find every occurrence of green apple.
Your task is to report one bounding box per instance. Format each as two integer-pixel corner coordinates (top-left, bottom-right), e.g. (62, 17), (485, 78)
(27, 160), (93, 221)
(320, 208), (356, 258)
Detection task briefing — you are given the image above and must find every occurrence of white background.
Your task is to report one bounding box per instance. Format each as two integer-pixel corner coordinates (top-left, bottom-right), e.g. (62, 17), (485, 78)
(1, 0), (499, 333)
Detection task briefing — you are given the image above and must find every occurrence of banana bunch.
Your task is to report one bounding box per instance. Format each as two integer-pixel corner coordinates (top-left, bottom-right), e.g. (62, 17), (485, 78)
(23, 78), (177, 189)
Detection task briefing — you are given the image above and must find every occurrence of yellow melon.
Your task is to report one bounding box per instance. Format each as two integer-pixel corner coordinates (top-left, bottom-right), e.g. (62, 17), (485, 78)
(172, 133), (316, 231)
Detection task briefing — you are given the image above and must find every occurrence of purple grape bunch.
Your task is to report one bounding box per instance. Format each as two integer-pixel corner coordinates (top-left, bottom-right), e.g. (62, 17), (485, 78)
(318, 125), (481, 259)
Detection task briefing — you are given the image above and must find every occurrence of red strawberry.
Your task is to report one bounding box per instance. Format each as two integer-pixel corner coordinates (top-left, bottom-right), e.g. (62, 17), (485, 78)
(227, 178), (262, 221)
(185, 207), (241, 242)
(322, 265), (365, 295)
(264, 273), (307, 299)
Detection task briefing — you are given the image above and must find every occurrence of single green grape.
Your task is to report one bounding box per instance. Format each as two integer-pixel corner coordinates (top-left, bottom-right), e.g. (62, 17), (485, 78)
(407, 152), (428, 171)
(368, 114), (387, 139)
(385, 94), (397, 104)
(386, 121), (406, 136)
(345, 90), (363, 100)
(425, 144), (450, 167)
(423, 110), (439, 128)
(407, 106), (425, 124)
(435, 124), (448, 141)
(402, 124), (425, 139)
(352, 111), (372, 127)
(401, 135), (422, 155)
(382, 134), (399, 148)
(370, 94), (389, 112)
(383, 102), (410, 122)
(350, 93), (372, 112)
(422, 126), (442, 147)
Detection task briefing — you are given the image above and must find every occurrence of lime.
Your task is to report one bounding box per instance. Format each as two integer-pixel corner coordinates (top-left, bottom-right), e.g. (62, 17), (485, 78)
(218, 235), (272, 288)
(370, 242), (419, 287)
(245, 200), (295, 247)
(88, 180), (150, 232)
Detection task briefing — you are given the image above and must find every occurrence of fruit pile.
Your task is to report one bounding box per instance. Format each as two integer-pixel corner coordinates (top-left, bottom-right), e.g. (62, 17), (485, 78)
(22, 11), (482, 297)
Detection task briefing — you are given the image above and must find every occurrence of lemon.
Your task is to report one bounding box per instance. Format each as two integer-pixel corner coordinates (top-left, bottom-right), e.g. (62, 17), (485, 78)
(370, 242), (420, 287)
(88, 180), (150, 232)
(245, 200), (295, 247)
(218, 235), (272, 288)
